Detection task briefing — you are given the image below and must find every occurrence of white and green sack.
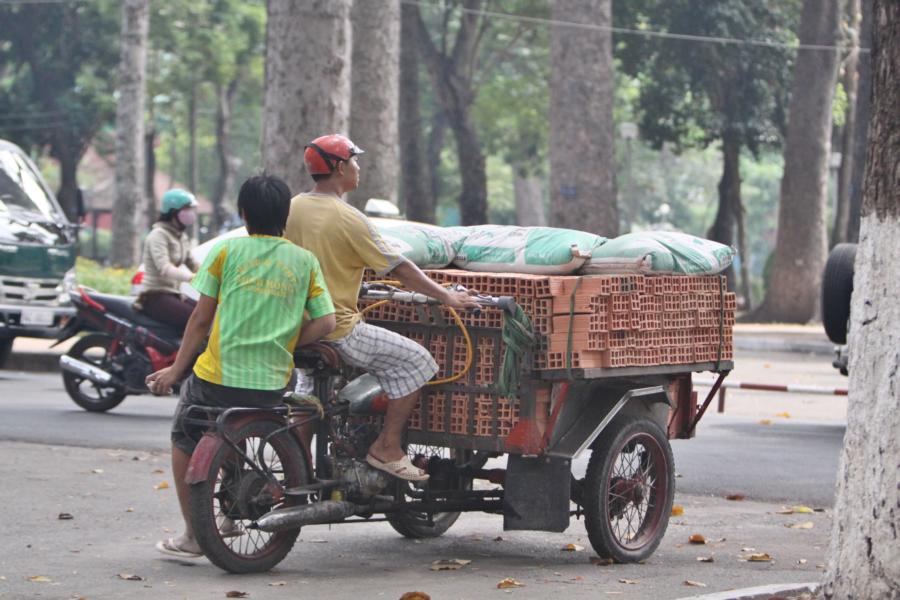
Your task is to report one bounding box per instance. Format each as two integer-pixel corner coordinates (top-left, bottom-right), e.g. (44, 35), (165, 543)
(452, 225), (604, 275)
(375, 221), (467, 269)
(582, 231), (735, 275)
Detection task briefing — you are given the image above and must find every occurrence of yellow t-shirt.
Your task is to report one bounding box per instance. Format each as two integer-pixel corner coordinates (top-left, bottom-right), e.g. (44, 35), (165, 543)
(284, 192), (404, 340)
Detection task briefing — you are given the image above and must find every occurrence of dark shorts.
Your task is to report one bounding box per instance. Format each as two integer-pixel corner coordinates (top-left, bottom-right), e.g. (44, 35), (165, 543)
(171, 374), (285, 455)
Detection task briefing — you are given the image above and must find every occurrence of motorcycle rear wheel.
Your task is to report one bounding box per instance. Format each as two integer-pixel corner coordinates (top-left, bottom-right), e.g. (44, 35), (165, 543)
(62, 334), (127, 412)
(189, 419), (307, 573)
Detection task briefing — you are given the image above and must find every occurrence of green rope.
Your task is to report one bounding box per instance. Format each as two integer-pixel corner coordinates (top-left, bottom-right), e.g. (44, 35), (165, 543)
(497, 304), (535, 397)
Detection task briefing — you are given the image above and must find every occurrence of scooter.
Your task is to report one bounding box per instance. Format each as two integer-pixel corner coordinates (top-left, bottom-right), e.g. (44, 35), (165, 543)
(56, 286), (181, 412)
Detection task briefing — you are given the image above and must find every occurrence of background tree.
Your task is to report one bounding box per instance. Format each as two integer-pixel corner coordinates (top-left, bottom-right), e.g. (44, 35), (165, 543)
(348, 0), (400, 210)
(0, 1), (119, 220)
(757, 0), (841, 322)
(846, 0), (873, 244)
(823, 1), (900, 595)
(111, 0), (150, 267)
(263, 0), (352, 196)
(549, 0), (618, 237)
(615, 0), (797, 309)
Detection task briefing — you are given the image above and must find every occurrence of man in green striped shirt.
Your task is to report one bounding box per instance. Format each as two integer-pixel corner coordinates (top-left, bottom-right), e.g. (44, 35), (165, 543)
(146, 174), (335, 559)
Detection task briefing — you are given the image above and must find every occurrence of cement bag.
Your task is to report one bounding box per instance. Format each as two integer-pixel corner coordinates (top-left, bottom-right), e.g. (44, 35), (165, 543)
(452, 225), (602, 275)
(375, 222), (466, 269)
(582, 231), (734, 275)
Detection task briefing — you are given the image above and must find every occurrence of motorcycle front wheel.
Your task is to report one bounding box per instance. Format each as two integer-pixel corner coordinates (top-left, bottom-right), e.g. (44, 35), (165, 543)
(189, 419), (308, 573)
(62, 333), (127, 412)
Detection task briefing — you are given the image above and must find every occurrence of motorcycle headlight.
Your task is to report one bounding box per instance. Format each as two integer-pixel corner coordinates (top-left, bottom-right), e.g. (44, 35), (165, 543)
(57, 268), (78, 304)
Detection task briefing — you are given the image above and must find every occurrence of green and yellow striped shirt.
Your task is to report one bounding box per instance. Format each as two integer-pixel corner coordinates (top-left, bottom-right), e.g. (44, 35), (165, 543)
(191, 235), (334, 390)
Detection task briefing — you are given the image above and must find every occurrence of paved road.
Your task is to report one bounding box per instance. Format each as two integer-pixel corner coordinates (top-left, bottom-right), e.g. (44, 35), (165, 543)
(0, 359), (845, 507)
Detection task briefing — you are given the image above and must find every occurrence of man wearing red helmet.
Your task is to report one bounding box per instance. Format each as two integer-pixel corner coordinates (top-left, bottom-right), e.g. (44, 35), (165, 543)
(285, 134), (478, 482)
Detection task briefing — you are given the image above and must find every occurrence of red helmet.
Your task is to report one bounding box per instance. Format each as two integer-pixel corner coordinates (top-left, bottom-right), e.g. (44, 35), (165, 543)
(303, 134), (365, 175)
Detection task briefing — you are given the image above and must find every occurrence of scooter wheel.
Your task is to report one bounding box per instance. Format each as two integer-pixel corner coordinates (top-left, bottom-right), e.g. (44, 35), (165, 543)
(62, 334), (127, 412)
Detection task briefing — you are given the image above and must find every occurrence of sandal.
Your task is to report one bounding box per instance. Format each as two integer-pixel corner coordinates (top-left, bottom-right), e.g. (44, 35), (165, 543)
(155, 537), (203, 559)
(366, 453), (430, 482)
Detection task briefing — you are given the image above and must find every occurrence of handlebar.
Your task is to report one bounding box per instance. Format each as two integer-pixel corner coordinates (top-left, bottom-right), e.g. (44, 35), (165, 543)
(359, 282), (517, 314)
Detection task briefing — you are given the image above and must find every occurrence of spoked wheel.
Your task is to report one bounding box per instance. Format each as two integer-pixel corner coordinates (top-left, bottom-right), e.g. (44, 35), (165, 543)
(583, 415), (675, 563)
(386, 444), (485, 539)
(62, 334), (127, 412)
(189, 420), (308, 573)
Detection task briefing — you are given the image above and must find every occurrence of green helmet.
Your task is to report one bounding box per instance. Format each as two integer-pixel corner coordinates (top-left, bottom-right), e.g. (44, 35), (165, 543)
(161, 188), (198, 213)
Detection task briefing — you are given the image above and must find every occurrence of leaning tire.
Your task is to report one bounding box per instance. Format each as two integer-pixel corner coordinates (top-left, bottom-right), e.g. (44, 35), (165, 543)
(189, 419), (308, 574)
(822, 243), (857, 345)
(584, 415), (675, 563)
(62, 334), (127, 412)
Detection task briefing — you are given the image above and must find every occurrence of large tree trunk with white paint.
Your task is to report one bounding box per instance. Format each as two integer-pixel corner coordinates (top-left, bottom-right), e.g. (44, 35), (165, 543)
(348, 0), (399, 210)
(263, 0), (352, 195)
(756, 0), (841, 322)
(111, 0), (149, 268)
(549, 0), (617, 237)
(822, 2), (900, 597)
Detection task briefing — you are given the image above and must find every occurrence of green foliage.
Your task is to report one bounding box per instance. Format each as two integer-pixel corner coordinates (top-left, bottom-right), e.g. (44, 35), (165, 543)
(75, 257), (133, 295)
(78, 227), (112, 262)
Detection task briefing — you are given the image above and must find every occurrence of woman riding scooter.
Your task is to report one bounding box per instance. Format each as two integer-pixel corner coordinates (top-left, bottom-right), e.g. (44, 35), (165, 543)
(136, 189), (200, 333)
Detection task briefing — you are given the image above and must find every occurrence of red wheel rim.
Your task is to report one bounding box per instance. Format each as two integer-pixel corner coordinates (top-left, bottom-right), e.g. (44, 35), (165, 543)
(602, 431), (669, 552)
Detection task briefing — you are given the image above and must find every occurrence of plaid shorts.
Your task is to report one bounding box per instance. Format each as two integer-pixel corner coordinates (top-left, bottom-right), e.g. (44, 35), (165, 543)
(328, 322), (438, 400)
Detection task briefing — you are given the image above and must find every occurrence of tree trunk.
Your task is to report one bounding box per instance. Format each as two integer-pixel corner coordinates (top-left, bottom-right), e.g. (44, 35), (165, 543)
(111, 0), (149, 268)
(144, 123), (157, 231)
(54, 147), (81, 224)
(212, 80), (237, 234)
(847, 0), (873, 244)
(707, 133), (740, 293)
(735, 195), (752, 310)
(823, 2), (900, 596)
(188, 86), (198, 194)
(549, 0), (618, 237)
(426, 113), (447, 221)
(757, 0), (841, 322)
(398, 2), (433, 223)
(514, 169), (545, 226)
(348, 0), (400, 210)
(832, 0), (861, 247)
(450, 113), (488, 225)
(264, 0), (352, 196)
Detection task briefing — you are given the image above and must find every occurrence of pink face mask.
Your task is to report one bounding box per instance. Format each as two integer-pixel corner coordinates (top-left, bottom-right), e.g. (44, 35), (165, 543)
(177, 208), (197, 227)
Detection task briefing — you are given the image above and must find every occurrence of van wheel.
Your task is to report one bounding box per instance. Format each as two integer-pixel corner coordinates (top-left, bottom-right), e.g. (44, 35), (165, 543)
(0, 337), (13, 369)
(822, 244), (857, 345)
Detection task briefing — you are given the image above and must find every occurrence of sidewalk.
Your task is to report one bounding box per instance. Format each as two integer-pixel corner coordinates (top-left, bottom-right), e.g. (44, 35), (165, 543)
(4, 323), (834, 373)
(0, 440), (828, 600)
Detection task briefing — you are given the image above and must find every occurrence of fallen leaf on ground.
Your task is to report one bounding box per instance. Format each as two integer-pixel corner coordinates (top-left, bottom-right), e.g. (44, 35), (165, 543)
(27, 576), (52, 583)
(618, 579), (639, 584)
(117, 573), (143, 581)
(816, 564), (825, 569)
(689, 534), (706, 545)
(154, 481), (169, 490)
(791, 505), (814, 514)
(590, 557), (614, 566)
(684, 580), (707, 587)
(671, 505), (684, 516)
(775, 412), (791, 418)
(561, 543), (584, 552)
(307, 539), (328, 543)
(399, 593), (431, 600)
(58, 513), (74, 520)
(152, 468), (165, 474)
(759, 419), (772, 425)
(91, 469), (104, 474)
(493, 536), (504, 542)
(430, 559), (471, 571)
(497, 578), (524, 589)
(789, 521), (814, 529)
(741, 547), (756, 552)
(696, 556), (714, 563)
(746, 553), (773, 562)
(725, 494), (745, 501)
(798, 559), (808, 565)
(776, 508), (794, 515)
(225, 592), (249, 598)
(126, 507), (134, 512)
(269, 581), (287, 586)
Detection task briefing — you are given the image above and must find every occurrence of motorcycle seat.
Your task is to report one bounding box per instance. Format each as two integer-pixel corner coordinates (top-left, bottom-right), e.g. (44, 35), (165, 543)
(86, 292), (181, 340)
(294, 342), (342, 371)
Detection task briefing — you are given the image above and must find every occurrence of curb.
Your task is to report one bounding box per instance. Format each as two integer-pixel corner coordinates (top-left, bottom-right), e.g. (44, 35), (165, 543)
(4, 353), (60, 373)
(675, 581), (819, 600)
(733, 337), (834, 357)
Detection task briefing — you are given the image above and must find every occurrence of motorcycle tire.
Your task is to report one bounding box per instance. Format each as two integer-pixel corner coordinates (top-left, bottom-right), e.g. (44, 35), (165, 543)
(583, 415), (675, 563)
(189, 419), (308, 574)
(62, 334), (128, 412)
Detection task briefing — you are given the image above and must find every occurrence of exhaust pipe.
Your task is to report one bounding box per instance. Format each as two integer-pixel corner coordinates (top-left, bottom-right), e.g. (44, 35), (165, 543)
(252, 500), (360, 532)
(59, 355), (115, 386)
